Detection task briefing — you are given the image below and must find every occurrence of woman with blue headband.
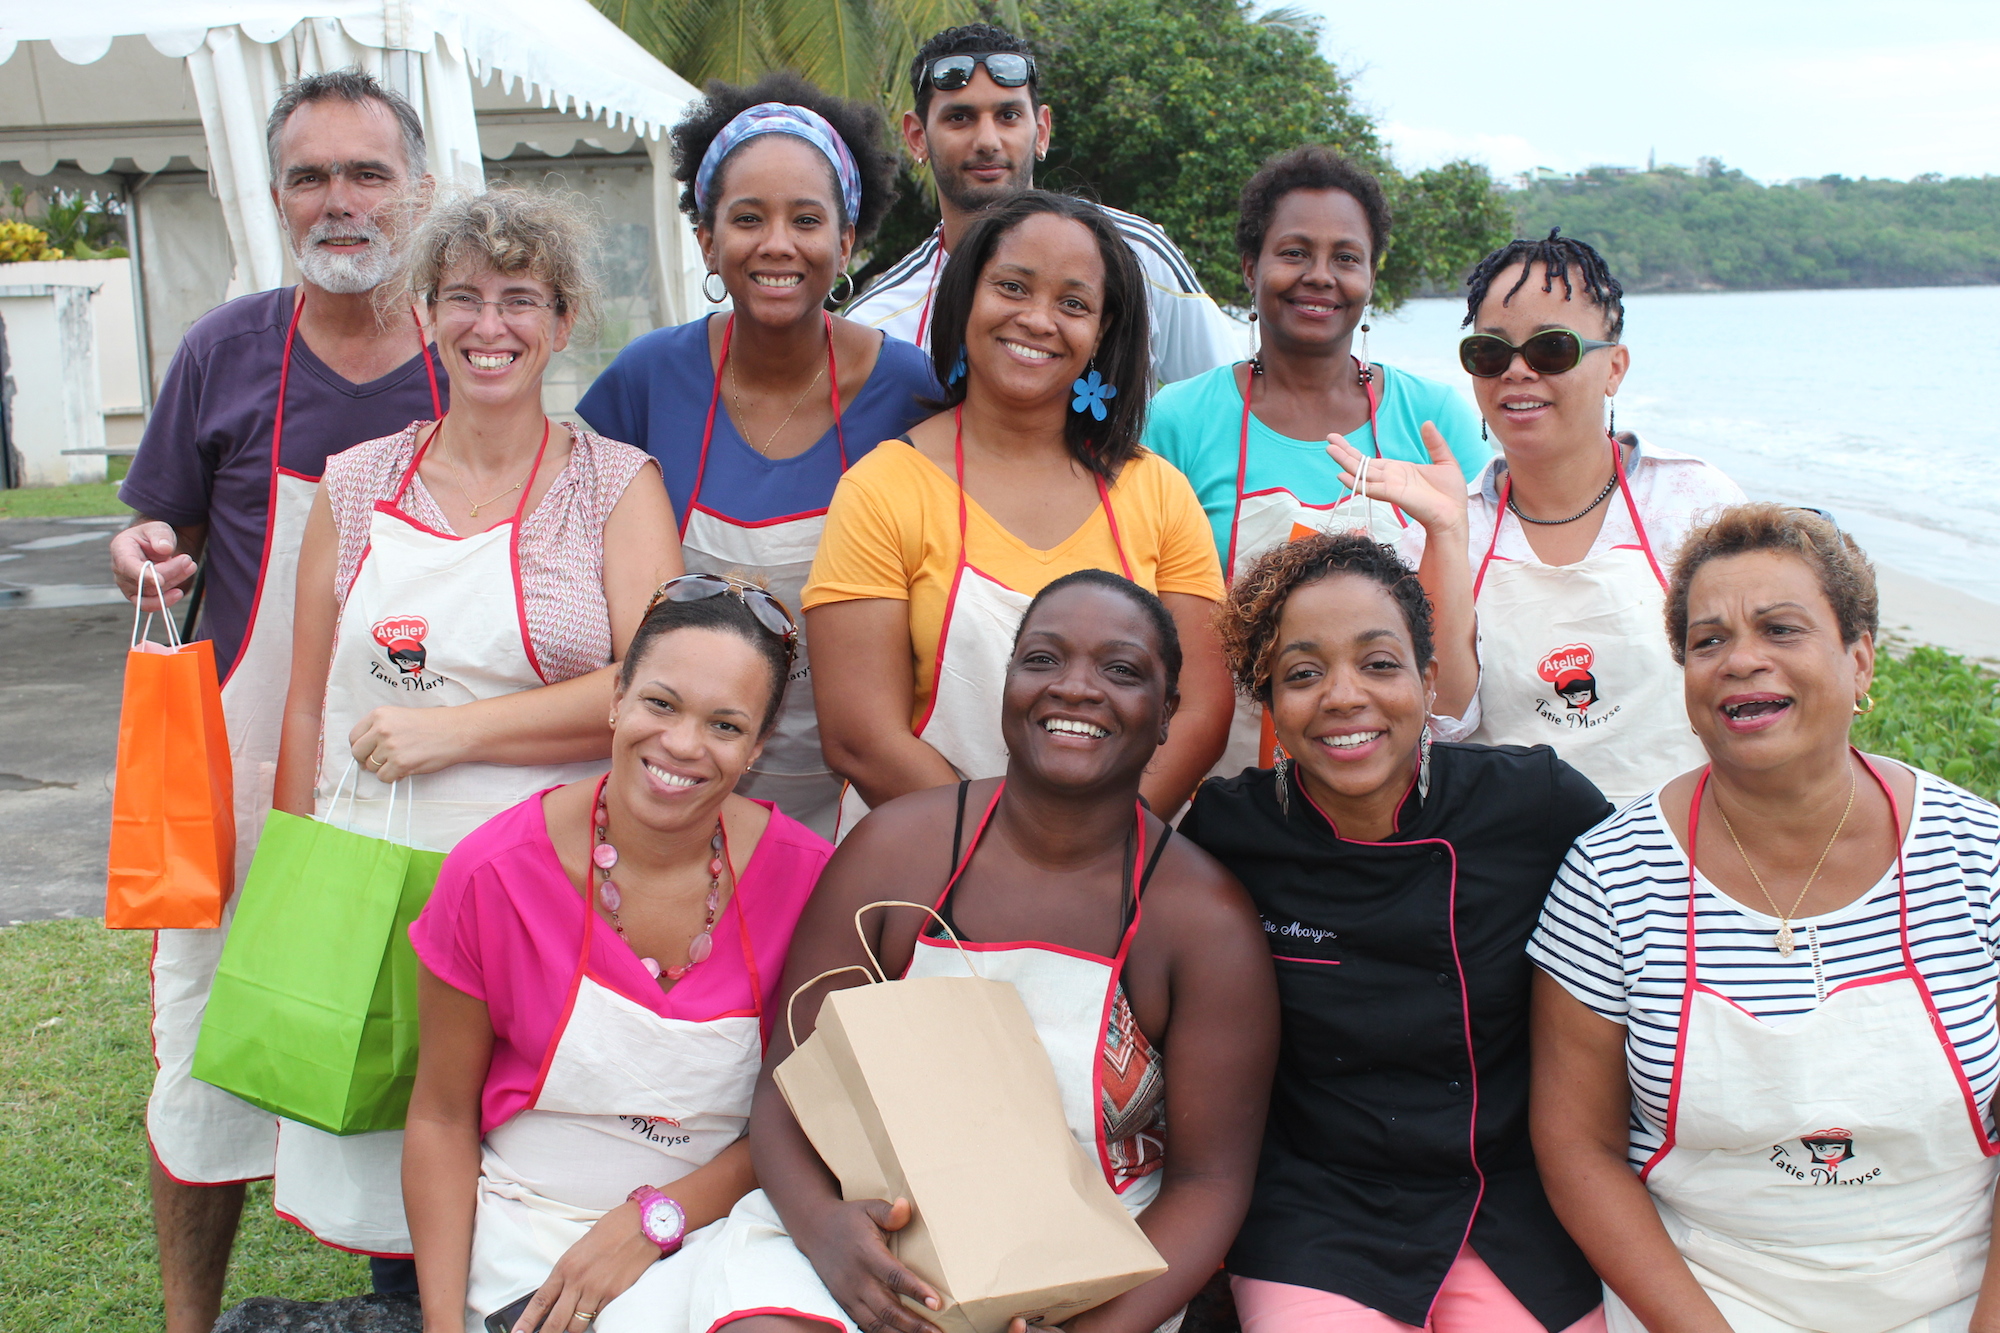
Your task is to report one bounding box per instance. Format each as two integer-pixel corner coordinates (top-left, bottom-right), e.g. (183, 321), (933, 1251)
(579, 73), (935, 840)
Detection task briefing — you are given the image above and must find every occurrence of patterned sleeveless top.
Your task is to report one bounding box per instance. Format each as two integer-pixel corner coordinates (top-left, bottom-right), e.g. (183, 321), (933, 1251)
(321, 421), (655, 683)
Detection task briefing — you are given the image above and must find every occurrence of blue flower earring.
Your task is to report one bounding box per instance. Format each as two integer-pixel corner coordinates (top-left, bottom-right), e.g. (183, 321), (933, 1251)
(947, 347), (967, 386)
(1071, 366), (1116, 421)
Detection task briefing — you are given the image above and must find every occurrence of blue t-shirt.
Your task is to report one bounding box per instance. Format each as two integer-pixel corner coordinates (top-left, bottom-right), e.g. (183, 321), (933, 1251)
(576, 318), (936, 524)
(1142, 361), (1490, 564)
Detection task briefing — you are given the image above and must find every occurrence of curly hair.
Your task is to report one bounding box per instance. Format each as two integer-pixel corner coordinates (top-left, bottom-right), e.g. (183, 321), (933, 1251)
(1219, 531), (1435, 703)
(1235, 146), (1391, 268)
(403, 185), (602, 340)
(927, 190), (1150, 480)
(1665, 504), (1878, 664)
(669, 70), (899, 242)
(908, 23), (1039, 122)
(1015, 569), (1183, 695)
(1463, 226), (1625, 340)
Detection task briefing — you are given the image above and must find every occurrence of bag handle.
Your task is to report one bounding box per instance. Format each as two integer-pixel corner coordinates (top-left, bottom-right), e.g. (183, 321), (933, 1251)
(130, 561), (184, 653)
(781, 900), (983, 1051)
(324, 759), (416, 844)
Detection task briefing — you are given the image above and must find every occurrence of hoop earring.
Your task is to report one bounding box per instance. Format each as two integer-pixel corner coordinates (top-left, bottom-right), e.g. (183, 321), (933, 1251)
(702, 271), (727, 304)
(1854, 691), (1876, 715)
(830, 270), (854, 305)
(1356, 310), (1374, 385)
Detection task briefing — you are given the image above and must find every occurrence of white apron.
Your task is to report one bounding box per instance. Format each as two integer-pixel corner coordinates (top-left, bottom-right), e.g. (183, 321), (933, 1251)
(677, 785), (1176, 1333)
(1466, 440), (1702, 807)
(1215, 363), (1401, 778)
(1605, 760), (2000, 1333)
(148, 295), (440, 1185)
(681, 313), (847, 839)
(464, 882), (765, 1333)
(832, 408), (1134, 840)
(276, 420), (603, 1255)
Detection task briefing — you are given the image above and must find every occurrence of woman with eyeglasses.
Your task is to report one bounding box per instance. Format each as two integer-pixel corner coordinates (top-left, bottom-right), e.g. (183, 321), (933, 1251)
(404, 578), (835, 1333)
(806, 190), (1234, 831)
(1531, 505), (2000, 1332)
(271, 187), (683, 1261)
(1143, 147), (1491, 774)
(578, 72), (932, 840)
(1346, 229), (1745, 808)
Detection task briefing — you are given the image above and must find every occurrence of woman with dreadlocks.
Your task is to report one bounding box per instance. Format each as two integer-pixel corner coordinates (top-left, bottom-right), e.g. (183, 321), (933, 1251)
(1339, 230), (1744, 807)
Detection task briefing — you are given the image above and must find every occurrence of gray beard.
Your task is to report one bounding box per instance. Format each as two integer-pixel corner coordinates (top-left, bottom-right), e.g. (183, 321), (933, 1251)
(293, 222), (399, 295)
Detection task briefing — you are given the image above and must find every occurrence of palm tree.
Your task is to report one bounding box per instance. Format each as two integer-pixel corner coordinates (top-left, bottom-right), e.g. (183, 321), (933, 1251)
(593, 0), (1019, 123)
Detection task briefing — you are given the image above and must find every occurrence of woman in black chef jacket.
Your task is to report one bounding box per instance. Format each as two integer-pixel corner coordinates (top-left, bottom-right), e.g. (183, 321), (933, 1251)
(1179, 529), (1611, 1333)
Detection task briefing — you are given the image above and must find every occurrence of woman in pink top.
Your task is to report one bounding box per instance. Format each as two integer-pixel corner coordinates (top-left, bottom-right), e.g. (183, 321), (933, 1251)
(407, 578), (834, 1333)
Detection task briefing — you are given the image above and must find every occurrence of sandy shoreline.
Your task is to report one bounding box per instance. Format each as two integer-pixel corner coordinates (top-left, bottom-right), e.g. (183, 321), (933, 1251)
(1876, 563), (2000, 664)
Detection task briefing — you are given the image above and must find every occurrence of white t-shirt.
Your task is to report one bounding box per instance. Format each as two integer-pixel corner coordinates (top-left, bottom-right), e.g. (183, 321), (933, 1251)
(1528, 768), (2000, 1168)
(843, 207), (1240, 385)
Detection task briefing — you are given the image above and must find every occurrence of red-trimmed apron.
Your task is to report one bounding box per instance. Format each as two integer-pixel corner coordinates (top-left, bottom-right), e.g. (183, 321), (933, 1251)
(680, 314), (847, 838)
(1215, 361), (1399, 777)
(277, 419), (602, 1255)
(1607, 758), (1999, 1333)
(832, 408), (1135, 840)
(905, 782), (1163, 1212)
(148, 293), (440, 1186)
(463, 863), (767, 1333)
(1465, 439), (1701, 807)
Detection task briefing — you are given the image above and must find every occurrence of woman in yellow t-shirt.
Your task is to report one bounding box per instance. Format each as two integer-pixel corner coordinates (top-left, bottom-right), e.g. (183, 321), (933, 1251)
(805, 190), (1231, 830)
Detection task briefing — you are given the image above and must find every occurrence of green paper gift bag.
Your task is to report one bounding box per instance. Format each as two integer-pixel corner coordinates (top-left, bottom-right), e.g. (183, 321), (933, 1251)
(193, 774), (445, 1135)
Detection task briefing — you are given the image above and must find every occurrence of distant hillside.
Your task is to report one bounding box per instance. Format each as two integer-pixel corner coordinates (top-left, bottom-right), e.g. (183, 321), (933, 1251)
(1510, 162), (2000, 292)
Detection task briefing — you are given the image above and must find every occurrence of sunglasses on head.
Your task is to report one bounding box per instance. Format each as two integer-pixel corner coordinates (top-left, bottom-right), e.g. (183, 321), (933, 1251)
(920, 52), (1036, 94)
(647, 574), (798, 656)
(1458, 327), (1617, 379)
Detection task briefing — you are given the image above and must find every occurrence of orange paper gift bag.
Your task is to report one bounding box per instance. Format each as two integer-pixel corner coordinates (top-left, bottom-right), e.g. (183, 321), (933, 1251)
(105, 567), (234, 929)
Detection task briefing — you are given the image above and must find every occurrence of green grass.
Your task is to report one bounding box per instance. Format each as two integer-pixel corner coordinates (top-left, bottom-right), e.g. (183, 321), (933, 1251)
(0, 919), (364, 1330)
(1858, 644), (2000, 802)
(0, 456), (132, 520)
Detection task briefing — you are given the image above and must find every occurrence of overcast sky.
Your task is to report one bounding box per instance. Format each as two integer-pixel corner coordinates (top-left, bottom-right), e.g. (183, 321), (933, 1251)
(1292, 0), (1998, 183)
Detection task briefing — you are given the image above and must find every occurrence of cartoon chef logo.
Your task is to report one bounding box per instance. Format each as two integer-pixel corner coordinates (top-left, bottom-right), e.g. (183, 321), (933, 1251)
(1800, 1128), (1855, 1183)
(1538, 643), (1600, 713)
(371, 616), (429, 676)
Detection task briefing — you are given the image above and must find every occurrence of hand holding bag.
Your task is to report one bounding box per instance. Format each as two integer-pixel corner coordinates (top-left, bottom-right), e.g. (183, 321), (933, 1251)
(774, 902), (1167, 1333)
(104, 564), (235, 929)
(192, 766), (445, 1134)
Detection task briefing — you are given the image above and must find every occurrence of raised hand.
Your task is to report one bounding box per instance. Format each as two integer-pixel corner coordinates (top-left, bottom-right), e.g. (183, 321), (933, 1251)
(1326, 422), (1469, 536)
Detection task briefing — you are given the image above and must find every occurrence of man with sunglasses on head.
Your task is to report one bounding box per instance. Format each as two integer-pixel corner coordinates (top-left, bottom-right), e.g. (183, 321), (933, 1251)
(844, 23), (1238, 385)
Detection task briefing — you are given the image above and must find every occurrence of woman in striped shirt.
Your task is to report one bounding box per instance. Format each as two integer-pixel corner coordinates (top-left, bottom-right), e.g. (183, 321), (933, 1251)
(1530, 504), (2000, 1333)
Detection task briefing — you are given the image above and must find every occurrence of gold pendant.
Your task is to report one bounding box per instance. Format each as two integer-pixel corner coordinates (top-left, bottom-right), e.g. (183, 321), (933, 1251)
(1776, 922), (1796, 957)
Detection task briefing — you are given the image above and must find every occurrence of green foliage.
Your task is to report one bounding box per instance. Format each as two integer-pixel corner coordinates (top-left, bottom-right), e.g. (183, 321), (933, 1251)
(1, 185), (128, 260)
(0, 921), (362, 1326)
(1855, 646), (2000, 803)
(1022, 0), (1511, 309)
(1513, 164), (2000, 292)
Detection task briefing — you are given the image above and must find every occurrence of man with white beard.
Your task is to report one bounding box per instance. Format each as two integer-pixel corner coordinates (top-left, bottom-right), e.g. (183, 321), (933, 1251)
(109, 69), (443, 1330)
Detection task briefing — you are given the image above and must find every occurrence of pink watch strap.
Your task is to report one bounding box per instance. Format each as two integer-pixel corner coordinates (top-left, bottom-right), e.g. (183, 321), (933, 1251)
(626, 1184), (687, 1254)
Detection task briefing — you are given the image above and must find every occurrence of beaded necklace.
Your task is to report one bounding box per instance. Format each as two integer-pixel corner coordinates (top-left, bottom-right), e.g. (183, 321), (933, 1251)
(589, 773), (726, 981)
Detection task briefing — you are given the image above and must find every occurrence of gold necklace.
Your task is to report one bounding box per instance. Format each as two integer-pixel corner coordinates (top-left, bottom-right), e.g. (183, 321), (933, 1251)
(731, 358), (827, 456)
(436, 424), (534, 518)
(1713, 764), (1858, 957)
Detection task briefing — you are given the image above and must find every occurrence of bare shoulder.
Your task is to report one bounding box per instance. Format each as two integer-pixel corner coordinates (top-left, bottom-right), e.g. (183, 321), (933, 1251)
(1141, 818), (1264, 947)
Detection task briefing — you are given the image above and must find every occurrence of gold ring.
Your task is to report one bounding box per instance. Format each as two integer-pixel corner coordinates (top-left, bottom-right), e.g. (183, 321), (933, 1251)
(571, 1314), (598, 1326)
(369, 755), (386, 768)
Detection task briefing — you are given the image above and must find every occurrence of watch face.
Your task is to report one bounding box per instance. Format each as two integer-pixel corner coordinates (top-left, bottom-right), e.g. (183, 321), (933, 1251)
(642, 1195), (686, 1246)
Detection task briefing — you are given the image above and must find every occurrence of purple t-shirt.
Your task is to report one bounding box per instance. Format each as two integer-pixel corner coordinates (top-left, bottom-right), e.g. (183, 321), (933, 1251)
(120, 286), (445, 677)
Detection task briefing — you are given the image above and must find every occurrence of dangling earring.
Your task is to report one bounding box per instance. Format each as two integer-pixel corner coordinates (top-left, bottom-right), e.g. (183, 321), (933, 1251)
(1854, 691), (1876, 715)
(1480, 416), (1489, 441)
(1417, 726), (1434, 802)
(946, 346), (966, 386)
(1356, 310), (1374, 385)
(1608, 397), (1617, 437)
(702, 271), (727, 304)
(1273, 751), (1292, 818)
(1247, 308), (1263, 376)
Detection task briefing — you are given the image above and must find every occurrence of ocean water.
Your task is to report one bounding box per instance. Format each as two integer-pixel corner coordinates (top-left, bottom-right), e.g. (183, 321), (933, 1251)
(1353, 286), (2000, 605)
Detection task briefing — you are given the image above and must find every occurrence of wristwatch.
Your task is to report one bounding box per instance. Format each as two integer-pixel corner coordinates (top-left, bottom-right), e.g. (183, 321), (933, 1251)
(627, 1185), (688, 1255)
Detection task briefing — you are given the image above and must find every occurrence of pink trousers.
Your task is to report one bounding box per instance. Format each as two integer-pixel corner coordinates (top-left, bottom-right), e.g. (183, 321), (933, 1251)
(1232, 1246), (1607, 1333)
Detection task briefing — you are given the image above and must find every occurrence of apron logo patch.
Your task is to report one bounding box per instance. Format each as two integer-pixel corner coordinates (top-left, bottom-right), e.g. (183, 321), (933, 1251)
(1768, 1127), (1880, 1185)
(370, 616), (430, 676)
(1534, 643), (1623, 730)
(620, 1115), (692, 1147)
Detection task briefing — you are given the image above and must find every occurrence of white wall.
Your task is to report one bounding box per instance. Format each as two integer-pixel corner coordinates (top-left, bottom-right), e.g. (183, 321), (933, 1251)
(0, 283), (106, 486)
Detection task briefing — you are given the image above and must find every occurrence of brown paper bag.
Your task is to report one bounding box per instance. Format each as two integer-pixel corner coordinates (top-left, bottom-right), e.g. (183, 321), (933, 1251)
(775, 907), (1167, 1333)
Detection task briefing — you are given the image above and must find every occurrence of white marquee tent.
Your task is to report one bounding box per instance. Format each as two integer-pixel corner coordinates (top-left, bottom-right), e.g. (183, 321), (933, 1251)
(0, 0), (709, 420)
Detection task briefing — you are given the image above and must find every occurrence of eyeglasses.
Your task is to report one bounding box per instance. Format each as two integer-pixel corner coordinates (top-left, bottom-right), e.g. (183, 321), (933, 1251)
(1458, 327), (1617, 378)
(436, 293), (558, 324)
(647, 573), (798, 656)
(919, 52), (1036, 95)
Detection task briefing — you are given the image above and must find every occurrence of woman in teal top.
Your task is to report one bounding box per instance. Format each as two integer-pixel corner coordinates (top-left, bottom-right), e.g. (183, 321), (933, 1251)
(1145, 146), (1489, 773)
